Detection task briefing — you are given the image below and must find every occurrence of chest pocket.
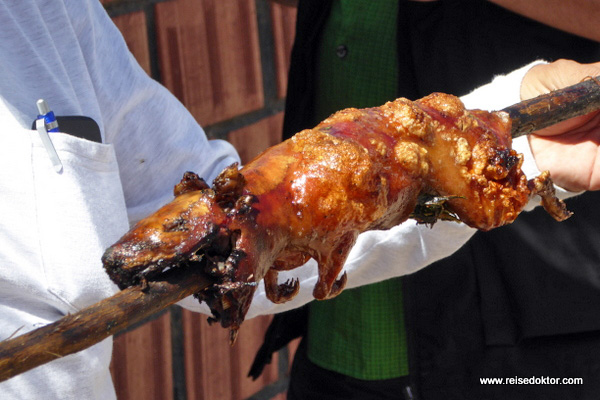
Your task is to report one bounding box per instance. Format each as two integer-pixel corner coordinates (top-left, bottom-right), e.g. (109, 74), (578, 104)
(32, 131), (129, 313)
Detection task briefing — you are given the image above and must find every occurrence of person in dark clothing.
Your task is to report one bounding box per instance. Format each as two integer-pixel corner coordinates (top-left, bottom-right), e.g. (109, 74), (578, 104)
(252, 1), (600, 399)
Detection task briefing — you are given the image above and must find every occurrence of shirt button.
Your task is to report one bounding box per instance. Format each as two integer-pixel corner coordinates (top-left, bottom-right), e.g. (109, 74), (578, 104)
(336, 44), (348, 59)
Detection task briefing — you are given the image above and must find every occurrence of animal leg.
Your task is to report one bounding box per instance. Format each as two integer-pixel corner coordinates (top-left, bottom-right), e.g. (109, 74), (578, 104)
(264, 269), (300, 304)
(528, 171), (572, 221)
(312, 231), (357, 300)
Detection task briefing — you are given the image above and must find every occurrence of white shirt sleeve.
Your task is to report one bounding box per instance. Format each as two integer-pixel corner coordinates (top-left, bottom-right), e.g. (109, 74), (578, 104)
(75, 0), (241, 224)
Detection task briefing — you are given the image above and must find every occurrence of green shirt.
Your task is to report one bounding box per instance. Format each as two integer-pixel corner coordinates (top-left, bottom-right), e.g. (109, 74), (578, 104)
(307, 0), (409, 381)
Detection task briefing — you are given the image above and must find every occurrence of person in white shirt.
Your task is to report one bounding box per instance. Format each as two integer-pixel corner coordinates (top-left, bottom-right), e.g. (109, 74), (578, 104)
(1, 1), (599, 399)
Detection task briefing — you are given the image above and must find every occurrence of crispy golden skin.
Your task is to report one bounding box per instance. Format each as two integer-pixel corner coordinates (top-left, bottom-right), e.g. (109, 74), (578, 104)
(103, 93), (570, 336)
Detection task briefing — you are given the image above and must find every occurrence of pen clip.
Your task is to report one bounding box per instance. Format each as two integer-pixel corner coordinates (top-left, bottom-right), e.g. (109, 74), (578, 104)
(35, 117), (63, 173)
(36, 99), (59, 132)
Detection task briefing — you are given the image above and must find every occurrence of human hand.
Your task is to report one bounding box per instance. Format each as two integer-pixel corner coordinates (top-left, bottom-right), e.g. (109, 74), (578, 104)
(521, 59), (600, 192)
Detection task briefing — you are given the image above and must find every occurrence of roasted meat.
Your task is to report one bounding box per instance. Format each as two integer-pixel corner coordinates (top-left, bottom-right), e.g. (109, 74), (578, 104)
(102, 93), (570, 337)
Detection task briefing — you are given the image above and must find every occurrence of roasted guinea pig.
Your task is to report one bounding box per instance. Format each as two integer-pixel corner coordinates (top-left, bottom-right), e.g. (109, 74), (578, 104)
(102, 93), (570, 336)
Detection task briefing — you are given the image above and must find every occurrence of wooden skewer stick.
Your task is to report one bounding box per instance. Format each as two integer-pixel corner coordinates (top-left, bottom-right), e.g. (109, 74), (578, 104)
(0, 266), (212, 383)
(503, 76), (600, 138)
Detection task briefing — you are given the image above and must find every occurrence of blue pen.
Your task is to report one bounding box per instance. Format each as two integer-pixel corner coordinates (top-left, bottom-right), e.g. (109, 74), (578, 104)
(35, 99), (63, 173)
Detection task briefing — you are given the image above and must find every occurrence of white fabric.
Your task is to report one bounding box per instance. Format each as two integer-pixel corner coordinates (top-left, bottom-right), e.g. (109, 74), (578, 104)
(0, 1), (239, 399)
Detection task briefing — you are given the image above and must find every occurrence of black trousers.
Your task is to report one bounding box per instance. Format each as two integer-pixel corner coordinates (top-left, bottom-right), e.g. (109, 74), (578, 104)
(287, 339), (414, 400)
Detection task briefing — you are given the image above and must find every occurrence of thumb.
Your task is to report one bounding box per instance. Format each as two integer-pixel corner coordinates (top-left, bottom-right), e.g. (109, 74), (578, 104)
(521, 59), (600, 101)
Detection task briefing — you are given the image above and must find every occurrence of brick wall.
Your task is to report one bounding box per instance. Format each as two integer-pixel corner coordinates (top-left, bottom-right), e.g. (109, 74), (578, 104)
(100, 1), (298, 399)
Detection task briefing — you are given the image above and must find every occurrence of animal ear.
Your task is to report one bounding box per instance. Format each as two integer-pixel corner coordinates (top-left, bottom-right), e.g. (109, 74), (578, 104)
(173, 171), (210, 196)
(212, 162), (246, 208)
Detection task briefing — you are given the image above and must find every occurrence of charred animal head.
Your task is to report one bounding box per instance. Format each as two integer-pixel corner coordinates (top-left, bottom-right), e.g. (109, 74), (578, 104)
(102, 164), (265, 337)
